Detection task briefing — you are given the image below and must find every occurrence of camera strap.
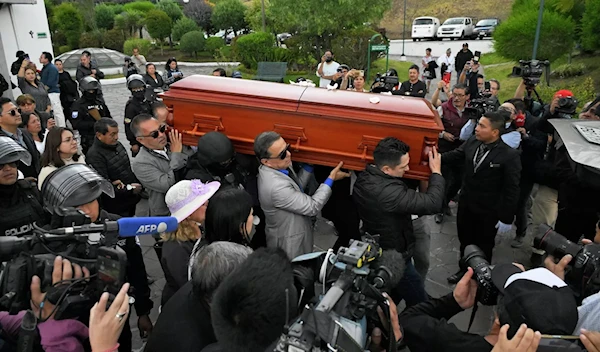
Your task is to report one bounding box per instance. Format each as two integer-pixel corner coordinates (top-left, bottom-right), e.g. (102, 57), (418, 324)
(467, 302), (479, 333)
(17, 310), (40, 352)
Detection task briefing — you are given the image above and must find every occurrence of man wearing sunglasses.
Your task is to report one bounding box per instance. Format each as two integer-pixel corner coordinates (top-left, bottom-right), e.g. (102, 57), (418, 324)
(131, 114), (187, 217)
(0, 136), (48, 237)
(254, 131), (349, 259)
(0, 97), (40, 179)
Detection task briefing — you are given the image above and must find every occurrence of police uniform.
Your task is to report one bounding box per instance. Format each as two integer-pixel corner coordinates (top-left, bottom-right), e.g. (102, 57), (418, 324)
(70, 96), (111, 155)
(124, 97), (151, 150)
(0, 179), (48, 236)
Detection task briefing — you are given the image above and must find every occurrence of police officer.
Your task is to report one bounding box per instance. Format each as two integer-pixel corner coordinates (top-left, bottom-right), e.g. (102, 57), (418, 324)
(0, 137), (48, 236)
(41, 163), (154, 350)
(124, 74), (152, 157)
(70, 76), (112, 155)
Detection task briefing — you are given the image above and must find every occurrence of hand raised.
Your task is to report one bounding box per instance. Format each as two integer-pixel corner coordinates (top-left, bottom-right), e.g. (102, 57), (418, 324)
(169, 128), (183, 153)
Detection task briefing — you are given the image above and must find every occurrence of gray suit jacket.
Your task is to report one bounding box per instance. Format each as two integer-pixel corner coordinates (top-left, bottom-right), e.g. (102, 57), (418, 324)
(257, 165), (332, 259)
(131, 147), (188, 216)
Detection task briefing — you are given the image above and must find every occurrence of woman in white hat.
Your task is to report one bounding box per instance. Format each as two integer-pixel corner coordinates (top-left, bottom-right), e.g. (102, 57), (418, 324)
(160, 179), (220, 306)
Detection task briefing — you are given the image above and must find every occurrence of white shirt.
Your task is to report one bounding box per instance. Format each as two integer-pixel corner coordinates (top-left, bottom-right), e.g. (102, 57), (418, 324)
(154, 148), (169, 160)
(437, 54), (454, 73)
(316, 61), (340, 88)
(34, 129), (50, 155)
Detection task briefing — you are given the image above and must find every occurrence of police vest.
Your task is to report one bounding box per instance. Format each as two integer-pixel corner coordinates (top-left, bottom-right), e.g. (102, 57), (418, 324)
(0, 180), (46, 237)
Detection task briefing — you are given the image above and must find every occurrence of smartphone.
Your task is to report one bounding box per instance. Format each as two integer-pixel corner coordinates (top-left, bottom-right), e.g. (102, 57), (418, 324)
(473, 51), (481, 64)
(484, 81), (491, 91)
(97, 247), (127, 294)
(24, 54), (29, 60)
(443, 72), (451, 84)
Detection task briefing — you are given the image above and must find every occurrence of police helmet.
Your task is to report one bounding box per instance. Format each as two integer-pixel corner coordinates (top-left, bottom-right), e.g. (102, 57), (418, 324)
(80, 76), (100, 92)
(127, 74), (146, 91)
(0, 136), (31, 166)
(41, 164), (114, 214)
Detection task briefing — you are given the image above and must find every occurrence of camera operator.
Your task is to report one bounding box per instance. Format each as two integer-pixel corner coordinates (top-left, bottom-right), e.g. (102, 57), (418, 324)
(400, 264), (580, 351)
(458, 102), (522, 149)
(328, 64), (349, 89)
(0, 137), (48, 236)
(392, 64), (427, 98)
(123, 57), (139, 78)
(442, 112), (521, 283)
(458, 61), (484, 100)
(41, 164), (154, 349)
(353, 137), (444, 306)
(124, 74), (152, 157)
(0, 256), (90, 351)
(145, 242), (253, 352)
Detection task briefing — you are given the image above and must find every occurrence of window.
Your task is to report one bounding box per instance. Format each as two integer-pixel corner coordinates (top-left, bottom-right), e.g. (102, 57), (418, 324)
(414, 18), (434, 25)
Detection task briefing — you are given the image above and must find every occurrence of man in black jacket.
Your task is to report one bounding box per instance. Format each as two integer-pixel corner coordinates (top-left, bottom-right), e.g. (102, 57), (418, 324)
(70, 77), (112, 155)
(55, 59), (79, 123)
(86, 118), (142, 217)
(455, 43), (473, 83)
(353, 137), (444, 306)
(0, 97), (40, 178)
(40, 163), (154, 349)
(145, 241), (253, 352)
(124, 74), (152, 157)
(442, 112), (521, 283)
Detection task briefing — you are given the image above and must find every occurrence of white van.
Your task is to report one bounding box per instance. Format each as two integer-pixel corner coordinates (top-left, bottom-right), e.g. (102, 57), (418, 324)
(411, 17), (441, 41)
(437, 17), (476, 40)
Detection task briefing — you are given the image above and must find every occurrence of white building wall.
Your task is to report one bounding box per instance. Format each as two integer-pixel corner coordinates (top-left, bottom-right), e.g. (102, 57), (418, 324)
(0, 0), (53, 99)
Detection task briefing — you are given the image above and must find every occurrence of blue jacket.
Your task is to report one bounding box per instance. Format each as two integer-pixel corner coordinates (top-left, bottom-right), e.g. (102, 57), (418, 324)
(41, 63), (60, 93)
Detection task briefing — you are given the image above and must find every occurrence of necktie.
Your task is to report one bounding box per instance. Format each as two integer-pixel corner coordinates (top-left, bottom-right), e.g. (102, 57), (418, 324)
(287, 169), (303, 191)
(474, 144), (488, 166)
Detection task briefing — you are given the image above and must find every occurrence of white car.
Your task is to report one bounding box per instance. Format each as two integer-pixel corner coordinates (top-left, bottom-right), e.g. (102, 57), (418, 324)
(411, 17), (441, 41)
(437, 17), (476, 40)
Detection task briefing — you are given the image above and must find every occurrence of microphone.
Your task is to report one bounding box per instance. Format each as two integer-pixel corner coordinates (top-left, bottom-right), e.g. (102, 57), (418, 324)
(48, 217), (179, 238)
(372, 250), (406, 291)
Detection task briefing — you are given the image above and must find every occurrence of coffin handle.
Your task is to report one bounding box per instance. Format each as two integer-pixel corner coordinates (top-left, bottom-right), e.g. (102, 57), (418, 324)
(360, 145), (368, 161)
(293, 137), (302, 151)
(420, 137), (438, 165)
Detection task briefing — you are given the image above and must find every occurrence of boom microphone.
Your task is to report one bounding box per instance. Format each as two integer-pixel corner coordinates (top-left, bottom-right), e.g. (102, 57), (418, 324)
(48, 217), (179, 237)
(372, 250), (406, 291)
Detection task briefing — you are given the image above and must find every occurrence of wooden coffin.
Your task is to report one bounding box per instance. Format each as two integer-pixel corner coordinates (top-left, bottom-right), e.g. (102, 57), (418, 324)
(161, 75), (443, 180)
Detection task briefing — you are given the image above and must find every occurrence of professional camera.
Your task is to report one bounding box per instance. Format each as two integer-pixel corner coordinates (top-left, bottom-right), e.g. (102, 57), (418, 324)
(534, 224), (600, 301)
(556, 96), (579, 115)
(465, 96), (500, 120)
(273, 237), (402, 352)
(371, 70), (399, 93)
(512, 59), (550, 87)
(460, 245), (498, 306)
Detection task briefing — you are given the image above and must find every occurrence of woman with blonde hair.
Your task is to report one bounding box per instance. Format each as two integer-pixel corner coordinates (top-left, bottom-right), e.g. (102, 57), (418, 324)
(160, 179), (220, 306)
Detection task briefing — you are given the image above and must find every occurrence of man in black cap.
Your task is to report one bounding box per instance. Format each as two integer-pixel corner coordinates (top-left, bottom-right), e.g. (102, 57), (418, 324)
(399, 263), (581, 351)
(455, 43), (474, 84)
(41, 163), (154, 350)
(0, 137), (48, 236)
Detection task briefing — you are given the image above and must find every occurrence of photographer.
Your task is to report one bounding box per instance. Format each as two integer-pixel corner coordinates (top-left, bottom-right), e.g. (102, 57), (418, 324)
(400, 264), (580, 351)
(393, 65), (427, 98)
(353, 137), (444, 306)
(328, 64), (349, 89)
(459, 102), (522, 149)
(41, 164), (154, 350)
(123, 57), (139, 78)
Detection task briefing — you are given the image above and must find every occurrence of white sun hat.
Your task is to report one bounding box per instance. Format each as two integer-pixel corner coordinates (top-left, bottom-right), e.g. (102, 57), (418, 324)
(166, 180), (221, 222)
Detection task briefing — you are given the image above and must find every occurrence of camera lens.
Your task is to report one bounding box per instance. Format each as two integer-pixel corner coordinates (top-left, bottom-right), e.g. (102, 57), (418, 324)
(463, 245), (490, 271)
(534, 224), (582, 259)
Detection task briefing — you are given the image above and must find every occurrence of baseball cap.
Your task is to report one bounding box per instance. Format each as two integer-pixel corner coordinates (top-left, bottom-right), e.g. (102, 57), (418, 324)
(554, 89), (574, 99)
(231, 71), (243, 79)
(463, 43), (469, 47)
(491, 265), (578, 337)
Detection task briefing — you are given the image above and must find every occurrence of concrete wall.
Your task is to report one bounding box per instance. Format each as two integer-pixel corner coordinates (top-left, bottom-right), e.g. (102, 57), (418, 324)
(0, 0), (53, 99)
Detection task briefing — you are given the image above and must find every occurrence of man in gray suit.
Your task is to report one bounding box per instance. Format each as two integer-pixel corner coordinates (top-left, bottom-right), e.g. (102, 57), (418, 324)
(255, 131), (349, 259)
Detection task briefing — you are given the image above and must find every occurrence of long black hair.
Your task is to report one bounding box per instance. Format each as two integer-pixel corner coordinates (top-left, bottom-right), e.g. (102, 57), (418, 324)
(165, 57), (179, 72)
(20, 112), (44, 142)
(204, 187), (253, 245)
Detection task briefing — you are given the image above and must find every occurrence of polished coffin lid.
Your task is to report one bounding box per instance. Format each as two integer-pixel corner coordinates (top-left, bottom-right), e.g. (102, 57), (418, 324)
(161, 75), (443, 180)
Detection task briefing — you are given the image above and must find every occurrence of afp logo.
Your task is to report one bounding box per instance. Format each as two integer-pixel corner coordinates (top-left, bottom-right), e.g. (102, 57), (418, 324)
(136, 222), (169, 235)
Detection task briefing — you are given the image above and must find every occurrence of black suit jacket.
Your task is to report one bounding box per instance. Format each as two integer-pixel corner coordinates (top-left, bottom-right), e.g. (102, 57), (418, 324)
(442, 136), (521, 224)
(0, 127), (40, 179)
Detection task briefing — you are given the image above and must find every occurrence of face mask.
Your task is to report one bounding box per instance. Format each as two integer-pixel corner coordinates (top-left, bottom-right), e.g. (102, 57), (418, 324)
(325, 57), (333, 63)
(83, 91), (97, 100)
(132, 90), (145, 100)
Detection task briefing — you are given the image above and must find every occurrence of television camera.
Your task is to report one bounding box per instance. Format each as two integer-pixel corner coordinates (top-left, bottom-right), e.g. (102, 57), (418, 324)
(273, 237), (404, 352)
(465, 95), (500, 120)
(512, 59), (551, 113)
(370, 70), (399, 93)
(0, 208), (177, 320)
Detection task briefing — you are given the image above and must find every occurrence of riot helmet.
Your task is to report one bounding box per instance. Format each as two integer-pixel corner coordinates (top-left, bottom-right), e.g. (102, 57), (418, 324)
(196, 132), (235, 167)
(127, 74), (146, 91)
(80, 76), (100, 92)
(0, 136), (31, 166)
(41, 164), (114, 214)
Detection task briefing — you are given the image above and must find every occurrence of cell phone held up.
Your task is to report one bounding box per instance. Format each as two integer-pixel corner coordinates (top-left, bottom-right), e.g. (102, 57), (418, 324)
(443, 73), (451, 84)
(473, 51), (481, 64)
(97, 246), (127, 295)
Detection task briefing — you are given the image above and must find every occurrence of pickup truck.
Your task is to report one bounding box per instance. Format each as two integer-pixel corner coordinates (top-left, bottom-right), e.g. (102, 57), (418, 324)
(437, 17), (476, 40)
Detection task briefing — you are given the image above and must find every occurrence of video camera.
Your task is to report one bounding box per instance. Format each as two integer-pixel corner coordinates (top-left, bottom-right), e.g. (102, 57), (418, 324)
(371, 71), (399, 93)
(460, 245), (499, 306)
(465, 96), (500, 120)
(534, 224), (600, 302)
(273, 237), (402, 352)
(556, 96), (579, 116)
(512, 59), (550, 88)
(0, 208), (177, 320)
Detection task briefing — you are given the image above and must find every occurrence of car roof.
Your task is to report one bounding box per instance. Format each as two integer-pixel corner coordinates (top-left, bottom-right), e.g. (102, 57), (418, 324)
(414, 16), (439, 20)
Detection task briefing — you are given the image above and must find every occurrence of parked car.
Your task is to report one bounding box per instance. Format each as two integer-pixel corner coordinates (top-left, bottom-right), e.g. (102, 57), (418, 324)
(436, 17), (476, 40)
(411, 17), (441, 41)
(475, 18), (500, 39)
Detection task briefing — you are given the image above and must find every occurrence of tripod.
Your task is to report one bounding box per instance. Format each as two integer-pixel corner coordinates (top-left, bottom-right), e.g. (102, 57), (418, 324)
(524, 84), (544, 115)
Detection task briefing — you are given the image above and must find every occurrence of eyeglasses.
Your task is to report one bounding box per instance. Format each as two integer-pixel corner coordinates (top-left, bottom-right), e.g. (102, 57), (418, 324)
(3, 108), (21, 117)
(140, 124), (167, 139)
(453, 93), (467, 98)
(0, 162), (17, 169)
(266, 144), (290, 160)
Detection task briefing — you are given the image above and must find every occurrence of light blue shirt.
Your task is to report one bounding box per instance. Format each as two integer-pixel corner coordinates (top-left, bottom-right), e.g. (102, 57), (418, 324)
(459, 120), (522, 149)
(574, 291), (600, 334)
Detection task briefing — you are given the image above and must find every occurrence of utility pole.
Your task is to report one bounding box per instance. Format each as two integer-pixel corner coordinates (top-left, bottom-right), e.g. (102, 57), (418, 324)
(400, 0), (407, 61)
(261, 0), (266, 32)
(532, 0), (545, 60)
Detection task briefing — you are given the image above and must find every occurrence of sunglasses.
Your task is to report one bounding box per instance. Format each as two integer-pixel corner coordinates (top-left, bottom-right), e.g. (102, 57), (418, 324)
(4, 108), (21, 117)
(141, 124), (167, 139)
(266, 144), (290, 160)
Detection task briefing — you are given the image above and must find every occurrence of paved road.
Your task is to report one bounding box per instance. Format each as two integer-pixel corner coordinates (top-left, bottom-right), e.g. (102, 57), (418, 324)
(101, 65), (529, 351)
(389, 38), (494, 57)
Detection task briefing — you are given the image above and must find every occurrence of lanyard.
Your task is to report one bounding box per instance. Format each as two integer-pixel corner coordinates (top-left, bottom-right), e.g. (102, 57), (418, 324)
(472, 147), (491, 172)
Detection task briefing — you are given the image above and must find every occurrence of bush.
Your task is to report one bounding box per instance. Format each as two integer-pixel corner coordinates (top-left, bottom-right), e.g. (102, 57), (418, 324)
(331, 27), (384, 70)
(123, 1), (154, 14)
(494, 9), (575, 62)
(95, 4), (115, 30)
(79, 31), (102, 48)
(103, 28), (126, 51)
(54, 3), (84, 49)
(550, 63), (587, 79)
(172, 16), (200, 42)
(205, 36), (225, 55)
(234, 32), (275, 69)
(58, 45), (72, 55)
(145, 9), (172, 43)
(123, 38), (152, 56)
(537, 76), (596, 109)
(180, 31), (206, 57)
(581, 0), (600, 51)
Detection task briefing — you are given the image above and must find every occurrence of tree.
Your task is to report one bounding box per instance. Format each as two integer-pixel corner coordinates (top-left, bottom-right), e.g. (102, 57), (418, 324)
(156, 0), (183, 22)
(115, 9), (145, 38)
(145, 10), (173, 54)
(184, 0), (214, 34)
(123, 1), (155, 14)
(493, 9), (575, 62)
(180, 31), (206, 58)
(211, 0), (248, 36)
(172, 16), (200, 42)
(95, 4), (116, 30)
(581, 0), (600, 51)
(78, 0), (98, 32)
(54, 2), (84, 49)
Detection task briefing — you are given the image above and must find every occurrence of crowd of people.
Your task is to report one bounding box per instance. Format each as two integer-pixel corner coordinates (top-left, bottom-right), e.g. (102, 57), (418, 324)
(0, 43), (599, 352)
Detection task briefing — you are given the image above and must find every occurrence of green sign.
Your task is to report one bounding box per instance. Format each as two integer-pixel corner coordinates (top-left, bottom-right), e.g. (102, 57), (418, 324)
(370, 44), (387, 51)
(37, 33), (47, 39)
